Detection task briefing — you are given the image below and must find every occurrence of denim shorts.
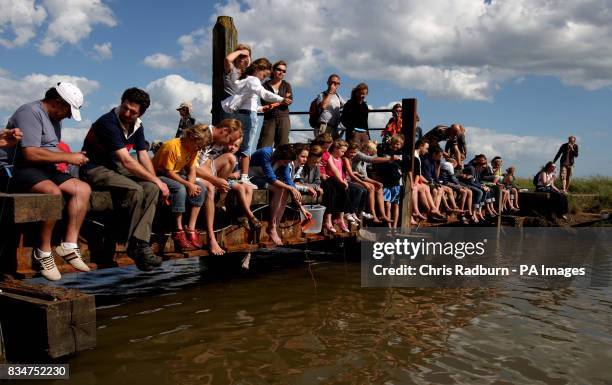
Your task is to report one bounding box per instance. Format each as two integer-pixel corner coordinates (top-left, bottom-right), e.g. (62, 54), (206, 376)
(383, 185), (401, 205)
(235, 110), (259, 157)
(159, 176), (207, 213)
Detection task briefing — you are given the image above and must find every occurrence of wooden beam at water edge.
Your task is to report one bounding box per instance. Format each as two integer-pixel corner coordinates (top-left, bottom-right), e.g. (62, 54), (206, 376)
(212, 16), (238, 125)
(400, 98), (418, 229)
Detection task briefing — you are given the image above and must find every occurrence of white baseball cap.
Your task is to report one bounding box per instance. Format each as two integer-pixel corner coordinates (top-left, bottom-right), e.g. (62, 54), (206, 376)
(55, 82), (83, 121)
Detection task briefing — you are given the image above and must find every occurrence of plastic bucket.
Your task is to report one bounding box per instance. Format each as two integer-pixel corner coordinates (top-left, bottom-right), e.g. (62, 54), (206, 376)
(300, 204), (326, 234)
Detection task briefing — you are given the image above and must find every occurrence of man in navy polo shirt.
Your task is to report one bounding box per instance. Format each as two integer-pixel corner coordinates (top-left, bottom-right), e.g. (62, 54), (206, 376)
(81, 87), (170, 271)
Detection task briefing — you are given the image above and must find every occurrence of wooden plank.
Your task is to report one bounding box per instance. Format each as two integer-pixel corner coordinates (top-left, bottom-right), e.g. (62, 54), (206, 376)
(0, 193), (62, 224)
(0, 279), (96, 360)
(89, 190), (114, 212)
(212, 16), (237, 125)
(400, 98), (418, 228)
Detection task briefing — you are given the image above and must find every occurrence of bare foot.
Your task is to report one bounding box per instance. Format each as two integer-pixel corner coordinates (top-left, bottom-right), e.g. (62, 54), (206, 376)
(208, 238), (225, 256)
(268, 229), (283, 246)
(416, 213), (427, 220)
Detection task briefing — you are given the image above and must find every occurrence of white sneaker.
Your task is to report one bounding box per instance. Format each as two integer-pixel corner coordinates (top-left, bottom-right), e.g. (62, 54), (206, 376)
(361, 212), (374, 220)
(55, 245), (91, 272)
(33, 249), (61, 281)
(345, 213), (359, 225)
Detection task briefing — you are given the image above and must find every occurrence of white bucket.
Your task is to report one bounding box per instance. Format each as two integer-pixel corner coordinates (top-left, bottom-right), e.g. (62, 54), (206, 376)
(300, 204), (326, 234)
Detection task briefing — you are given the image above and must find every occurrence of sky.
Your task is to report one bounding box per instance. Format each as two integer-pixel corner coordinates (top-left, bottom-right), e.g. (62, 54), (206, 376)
(1, 0), (611, 177)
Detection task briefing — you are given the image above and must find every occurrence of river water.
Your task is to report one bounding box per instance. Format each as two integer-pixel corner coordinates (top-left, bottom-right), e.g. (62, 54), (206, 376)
(24, 247), (612, 385)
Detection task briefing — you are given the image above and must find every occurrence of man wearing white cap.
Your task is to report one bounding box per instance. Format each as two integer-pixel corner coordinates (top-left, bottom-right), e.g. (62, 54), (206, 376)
(1, 82), (92, 281)
(175, 101), (195, 138)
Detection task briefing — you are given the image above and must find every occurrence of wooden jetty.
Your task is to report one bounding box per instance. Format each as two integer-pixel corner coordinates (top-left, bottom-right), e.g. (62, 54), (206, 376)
(0, 15), (608, 362)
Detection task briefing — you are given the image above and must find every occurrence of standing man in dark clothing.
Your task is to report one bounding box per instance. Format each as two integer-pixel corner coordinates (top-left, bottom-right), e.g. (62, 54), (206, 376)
(81, 88), (170, 271)
(258, 60), (293, 148)
(553, 136), (578, 192)
(175, 102), (195, 138)
(341, 83), (370, 148)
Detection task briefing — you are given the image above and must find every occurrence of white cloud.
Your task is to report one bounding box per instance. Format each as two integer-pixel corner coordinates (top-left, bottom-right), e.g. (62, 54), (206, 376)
(150, 0), (612, 100)
(143, 53), (177, 69)
(0, 0), (47, 48)
(466, 126), (560, 176)
(93, 42), (112, 60)
(143, 74), (213, 141)
(0, 70), (99, 112)
(60, 119), (93, 149)
(38, 0), (116, 56)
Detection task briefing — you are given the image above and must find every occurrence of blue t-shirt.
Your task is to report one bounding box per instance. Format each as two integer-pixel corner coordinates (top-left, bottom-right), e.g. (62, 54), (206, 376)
(249, 147), (293, 185)
(0, 101), (61, 166)
(82, 108), (147, 170)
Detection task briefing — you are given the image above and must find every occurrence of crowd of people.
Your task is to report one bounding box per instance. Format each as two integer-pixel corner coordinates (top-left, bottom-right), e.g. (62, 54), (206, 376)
(0, 43), (576, 281)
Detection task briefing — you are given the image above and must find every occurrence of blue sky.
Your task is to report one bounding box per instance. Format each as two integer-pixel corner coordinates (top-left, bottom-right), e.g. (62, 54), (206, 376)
(1, 0), (611, 177)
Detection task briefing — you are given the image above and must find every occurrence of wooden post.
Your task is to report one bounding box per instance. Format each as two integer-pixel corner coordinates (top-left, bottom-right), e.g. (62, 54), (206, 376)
(400, 98), (418, 229)
(212, 16), (238, 125)
(0, 278), (96, 360)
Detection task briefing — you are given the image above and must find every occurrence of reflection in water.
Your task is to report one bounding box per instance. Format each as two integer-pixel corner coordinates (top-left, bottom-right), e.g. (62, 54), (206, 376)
(24, 248), (612, 385)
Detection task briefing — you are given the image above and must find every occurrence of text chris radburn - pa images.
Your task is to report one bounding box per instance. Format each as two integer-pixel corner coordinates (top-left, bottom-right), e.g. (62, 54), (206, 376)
(370, 238), (586, 278)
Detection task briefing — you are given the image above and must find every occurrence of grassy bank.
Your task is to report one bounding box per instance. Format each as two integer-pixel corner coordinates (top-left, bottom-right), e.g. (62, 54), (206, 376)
(514, 176), (612, 213)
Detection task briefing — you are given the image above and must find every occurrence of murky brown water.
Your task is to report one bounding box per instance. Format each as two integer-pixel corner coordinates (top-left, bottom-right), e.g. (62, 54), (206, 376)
(21, 248), (612, 385)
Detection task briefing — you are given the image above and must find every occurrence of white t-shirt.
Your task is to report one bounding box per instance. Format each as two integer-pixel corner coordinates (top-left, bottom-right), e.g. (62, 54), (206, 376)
(234, 76), (284, 112)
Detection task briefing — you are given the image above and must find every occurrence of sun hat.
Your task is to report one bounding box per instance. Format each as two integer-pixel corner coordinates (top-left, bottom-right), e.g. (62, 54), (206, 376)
(55, 82), (83, 121)
(176, 101), (192, 113)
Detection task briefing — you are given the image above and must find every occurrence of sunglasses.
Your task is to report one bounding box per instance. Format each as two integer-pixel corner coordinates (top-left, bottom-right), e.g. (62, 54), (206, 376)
(275, 68), (286, 73)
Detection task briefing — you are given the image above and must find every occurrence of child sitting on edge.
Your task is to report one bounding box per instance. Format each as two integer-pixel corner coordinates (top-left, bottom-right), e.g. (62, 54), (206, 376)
(502, 166), (521, 212)
(217, 136), (262, 230)
(249, 144), (311, 245)
(195, 119), (244, 255)
(152, 124), (209, 251)
(321, 140), (358, 232)
(343, 141), (394, 224)
(291, 143), (319, 199)
(377, 135), (405, 228)
(294, 144), (324, 198)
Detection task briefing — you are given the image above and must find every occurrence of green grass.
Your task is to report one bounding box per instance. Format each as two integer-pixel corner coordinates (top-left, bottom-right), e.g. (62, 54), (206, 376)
(515, 176), (612, 213)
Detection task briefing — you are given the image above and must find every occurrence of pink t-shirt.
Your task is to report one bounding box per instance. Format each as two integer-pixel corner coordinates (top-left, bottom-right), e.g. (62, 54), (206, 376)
(320, 151), (330, 177)
(323, 152), (345, 180)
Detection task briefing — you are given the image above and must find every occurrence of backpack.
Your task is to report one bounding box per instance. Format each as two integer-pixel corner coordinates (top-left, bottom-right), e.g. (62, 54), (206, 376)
(308, 96), (320, 129)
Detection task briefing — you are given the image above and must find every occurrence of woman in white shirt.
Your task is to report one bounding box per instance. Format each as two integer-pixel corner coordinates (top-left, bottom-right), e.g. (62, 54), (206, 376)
(226, 58), (292, 183)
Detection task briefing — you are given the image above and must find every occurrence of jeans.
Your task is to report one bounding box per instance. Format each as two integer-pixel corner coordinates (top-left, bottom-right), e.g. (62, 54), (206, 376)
(159, 176), (206, 213)
(235, 111), (259, 157)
